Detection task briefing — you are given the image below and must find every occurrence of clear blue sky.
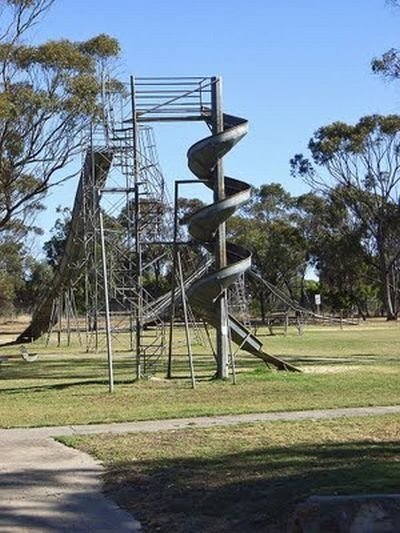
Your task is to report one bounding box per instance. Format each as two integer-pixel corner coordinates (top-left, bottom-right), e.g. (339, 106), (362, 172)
(32, 0), (400, 249)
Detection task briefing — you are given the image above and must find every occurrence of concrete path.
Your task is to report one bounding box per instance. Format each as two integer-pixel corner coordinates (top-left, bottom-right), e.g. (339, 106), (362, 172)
(1, 405), (400, 532)
(0, 430), (142, 532)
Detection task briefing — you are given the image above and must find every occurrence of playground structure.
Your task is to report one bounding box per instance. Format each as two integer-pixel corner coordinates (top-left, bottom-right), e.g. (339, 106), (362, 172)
(17, 76), (301, 383)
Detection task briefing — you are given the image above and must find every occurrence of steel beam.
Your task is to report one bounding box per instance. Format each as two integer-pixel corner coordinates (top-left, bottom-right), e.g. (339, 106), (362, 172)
(211, 76), (230, 379)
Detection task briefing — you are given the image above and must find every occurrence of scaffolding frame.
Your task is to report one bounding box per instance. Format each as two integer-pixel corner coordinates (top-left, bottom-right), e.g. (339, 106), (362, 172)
(129, 75), (230, 379)
(45, 75), (235, 385)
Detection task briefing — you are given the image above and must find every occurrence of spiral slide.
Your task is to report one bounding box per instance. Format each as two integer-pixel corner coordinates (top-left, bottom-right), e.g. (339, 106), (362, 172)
(15, 113), (299, 373)
(186, 113), (300, 372)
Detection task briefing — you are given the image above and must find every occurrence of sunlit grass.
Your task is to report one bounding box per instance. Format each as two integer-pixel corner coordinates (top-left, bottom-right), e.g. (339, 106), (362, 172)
(1, 319), (400, 428)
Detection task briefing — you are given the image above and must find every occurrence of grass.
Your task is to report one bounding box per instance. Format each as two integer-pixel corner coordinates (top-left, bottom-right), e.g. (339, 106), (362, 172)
(61, 414), (400, 532)
(1, 319), (400, 428)
(3, 318), (400, 531)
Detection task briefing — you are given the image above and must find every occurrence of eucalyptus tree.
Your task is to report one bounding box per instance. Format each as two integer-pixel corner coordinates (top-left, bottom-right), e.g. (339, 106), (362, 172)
(229, 183), (310, 317)
(291, 115), (400, 319)
(0, 0), (120, 234)
(0, 233), (24, 314)
(371, 0), (400, 81)
(295, 190), (379, 317)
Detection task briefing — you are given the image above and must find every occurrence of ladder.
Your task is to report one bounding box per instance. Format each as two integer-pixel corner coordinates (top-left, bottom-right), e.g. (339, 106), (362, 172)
(229, 272), (252, 329)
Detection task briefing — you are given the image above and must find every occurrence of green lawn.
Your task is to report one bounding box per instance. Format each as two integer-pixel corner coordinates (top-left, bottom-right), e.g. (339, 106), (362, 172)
(61, 414), (400, 532)
(3, 319), (400, 531)
(1, 320), (400, 428)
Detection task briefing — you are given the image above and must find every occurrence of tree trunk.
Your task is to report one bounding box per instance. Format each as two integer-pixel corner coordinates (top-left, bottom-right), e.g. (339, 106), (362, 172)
(383, 270), (397, 320)
(259, 290), (266, 324)
(354, 298), (366, 321)
(299, 271), (307, 308)
(377, 234), (397, 320)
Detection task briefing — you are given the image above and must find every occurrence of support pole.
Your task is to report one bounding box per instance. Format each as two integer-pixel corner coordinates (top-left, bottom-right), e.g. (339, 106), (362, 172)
(211, 76), (229, 379)
(225, 297), (236, 384)
(91, 146), (100, 354)
(99, 211), (114, 393)
(177, 251), (196, 389)
(46, 299), (57, 347)
(131, 75), (142, 380)
(167, 180), (180, 378)
(70, 289), (83, 347)
(83, 137), (93, 353)
(167, 179), (205, 378)
(57, 295), (62, 347)
(65, 291), (71, 347)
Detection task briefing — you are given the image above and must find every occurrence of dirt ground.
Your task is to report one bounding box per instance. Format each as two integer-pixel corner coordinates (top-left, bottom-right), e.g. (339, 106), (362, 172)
(0, 315), (30, 345)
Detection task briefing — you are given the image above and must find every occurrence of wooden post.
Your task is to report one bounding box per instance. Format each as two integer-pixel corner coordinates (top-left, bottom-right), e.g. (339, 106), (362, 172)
(66, 291), (71, 347)
(57, 295), (62, 347)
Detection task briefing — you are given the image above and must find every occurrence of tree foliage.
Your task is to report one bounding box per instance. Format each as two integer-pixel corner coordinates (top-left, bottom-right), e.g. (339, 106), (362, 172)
(0, 0), (120, 233)
(296, 189), (379, 317)
(0, 230), (51, 315)
(228, 183), (310, 317)
(291, 115), (400, 319)
(371, 1), (400, 81)
(43, 205), (70, 268)
(0, 0), (121, 314)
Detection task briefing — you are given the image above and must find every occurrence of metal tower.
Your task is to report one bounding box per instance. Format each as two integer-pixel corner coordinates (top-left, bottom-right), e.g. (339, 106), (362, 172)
(127, 76), (230, 378)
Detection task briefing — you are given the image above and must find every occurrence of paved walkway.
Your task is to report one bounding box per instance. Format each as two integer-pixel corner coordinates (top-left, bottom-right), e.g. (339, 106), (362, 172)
(1, 405), (400, 532)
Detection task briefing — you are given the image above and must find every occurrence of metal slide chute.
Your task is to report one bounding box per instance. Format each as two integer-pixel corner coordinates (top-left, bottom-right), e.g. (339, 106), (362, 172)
(17, 150), (113, 343)
(186, 112), (300, 372)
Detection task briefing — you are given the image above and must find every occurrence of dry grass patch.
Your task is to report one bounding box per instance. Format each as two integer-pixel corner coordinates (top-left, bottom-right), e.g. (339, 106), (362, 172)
(62, 414), (400, 532)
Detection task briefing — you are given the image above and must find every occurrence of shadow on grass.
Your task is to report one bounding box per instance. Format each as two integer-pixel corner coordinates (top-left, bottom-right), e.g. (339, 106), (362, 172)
(0, 357), (134, 379)
(105, 440), (400, 532)
(1, 377), (138, 394)
(0, 356), (138, 393)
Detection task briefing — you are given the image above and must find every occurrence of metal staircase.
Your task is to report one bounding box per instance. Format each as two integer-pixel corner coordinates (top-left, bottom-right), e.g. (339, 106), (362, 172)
(103, 113), (171, 372)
